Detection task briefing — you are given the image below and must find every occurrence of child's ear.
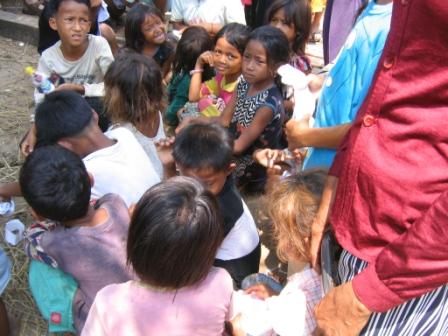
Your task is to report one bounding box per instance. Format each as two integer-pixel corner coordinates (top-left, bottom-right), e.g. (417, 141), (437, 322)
(91, 109), (99, 124)
(128, 203), (136, 218)
(31, 208), (46, 222)
(49, 17), (58, 31)
(87, 172), (95, 188)
(226, 163), (236, 175)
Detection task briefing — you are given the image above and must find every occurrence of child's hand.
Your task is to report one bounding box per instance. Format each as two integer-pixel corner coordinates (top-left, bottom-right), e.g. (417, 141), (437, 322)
(196, 51), (214, 68)
(244, 283), (279, 300)
(20, 124), (37, 157)
(155, 137), (175, 167)
(253, 149), (292, 175)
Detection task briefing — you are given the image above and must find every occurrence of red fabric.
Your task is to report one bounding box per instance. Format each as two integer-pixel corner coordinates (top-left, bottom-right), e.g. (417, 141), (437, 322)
(329, 0), (448, 313)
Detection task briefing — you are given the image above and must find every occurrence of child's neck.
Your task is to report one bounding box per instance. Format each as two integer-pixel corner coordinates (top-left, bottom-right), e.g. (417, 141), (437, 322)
(60, 38), (89, 62)
(62, 205), (108, 228)
(224, 72), (240, 84)
(142, 43), (160, 58)
(135, 115), (159, 138)
(248, 77), (275, 95)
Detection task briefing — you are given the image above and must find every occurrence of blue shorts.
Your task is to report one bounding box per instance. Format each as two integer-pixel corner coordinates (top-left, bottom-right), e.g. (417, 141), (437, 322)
(0, 248), (11, 295)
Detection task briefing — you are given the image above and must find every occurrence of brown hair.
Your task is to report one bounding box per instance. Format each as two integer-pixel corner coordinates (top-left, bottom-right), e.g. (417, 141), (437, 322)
(267, 170), (326, 262)
(127, 176), (224, 289)
(104, 51), (164, 127)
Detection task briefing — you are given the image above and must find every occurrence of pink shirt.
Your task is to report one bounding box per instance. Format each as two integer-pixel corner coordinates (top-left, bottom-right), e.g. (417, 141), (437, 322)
(82, 267), (233, 335)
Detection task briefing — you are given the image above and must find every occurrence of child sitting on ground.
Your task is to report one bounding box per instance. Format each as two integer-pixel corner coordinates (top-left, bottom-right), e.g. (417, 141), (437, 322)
(0, 91), (160, 206)
(21, 145), (135, 333)
(158, 123), (261, 287)
(104, 52), (166, 180)
(165, 26), (212, 127)
(232, 170), (325, 336)
(82, 177), (233, 335)
(188, 23), (250, 118)
(22, 0), (115, 155)
(124, 3), (175, 82)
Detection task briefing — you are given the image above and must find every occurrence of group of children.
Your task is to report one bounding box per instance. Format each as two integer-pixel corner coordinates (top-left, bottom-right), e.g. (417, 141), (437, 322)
(0, 0), (396, 334)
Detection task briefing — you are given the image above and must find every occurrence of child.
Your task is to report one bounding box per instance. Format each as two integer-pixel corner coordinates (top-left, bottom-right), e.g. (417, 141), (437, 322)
(267, 0), (312, 74)
(189, 23), (251, 117)
(170, 123), (261, 287)
(21, 145), (135, 332)
(125, 3), (175, 81)
(220, 25), (289, 193)
(166, 26), (213, 126)
(21, 0), (114, 155)
(104, 52), (166, 180)
(82, 177), (233, 335)
(232, 170), (325, 336)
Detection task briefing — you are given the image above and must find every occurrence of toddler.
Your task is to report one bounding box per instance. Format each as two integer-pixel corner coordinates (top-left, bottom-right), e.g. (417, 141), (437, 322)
(82, 177), (233, 335)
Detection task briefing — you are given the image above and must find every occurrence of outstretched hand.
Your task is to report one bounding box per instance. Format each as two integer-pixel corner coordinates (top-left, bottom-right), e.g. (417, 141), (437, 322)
(155, 137), (175, 167)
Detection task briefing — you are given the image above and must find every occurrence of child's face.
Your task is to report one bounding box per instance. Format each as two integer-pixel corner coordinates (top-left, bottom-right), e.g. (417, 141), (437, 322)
(213, 37), (242, 79)
(242, 40), (271, 85)
(49, 0), (91, 49)
(269, 9), (296, 46)
(141, 14), (166, 46)
(178, 166), (229, 195)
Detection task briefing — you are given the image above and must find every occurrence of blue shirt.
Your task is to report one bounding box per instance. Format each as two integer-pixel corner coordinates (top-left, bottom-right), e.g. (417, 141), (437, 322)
(303, 1), (392, 170)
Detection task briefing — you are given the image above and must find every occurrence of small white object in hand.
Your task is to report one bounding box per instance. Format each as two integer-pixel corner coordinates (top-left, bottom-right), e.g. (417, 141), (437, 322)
(0, 199), (15, 216)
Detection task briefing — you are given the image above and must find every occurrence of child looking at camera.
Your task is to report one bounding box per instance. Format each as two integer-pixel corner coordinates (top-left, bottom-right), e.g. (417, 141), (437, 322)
(82, 177), (233, 335)
(189, 23), (250, 117)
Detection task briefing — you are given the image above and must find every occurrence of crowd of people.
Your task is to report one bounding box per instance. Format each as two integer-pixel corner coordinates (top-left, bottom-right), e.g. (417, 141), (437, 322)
(0, 0), (447, 335)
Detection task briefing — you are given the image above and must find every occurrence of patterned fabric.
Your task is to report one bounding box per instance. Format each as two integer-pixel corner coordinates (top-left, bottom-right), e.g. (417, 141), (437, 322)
(229, 77), (284, 190)
(339, 250), (448, 336)
(199, 74), (239, 117)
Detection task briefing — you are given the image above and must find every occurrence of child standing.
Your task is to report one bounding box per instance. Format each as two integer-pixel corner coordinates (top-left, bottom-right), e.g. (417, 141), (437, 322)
(125, 3), (175, 81)
(21, 145), (134, 332)
(220, 26), (289, 192)
(189, 23), (250, 117)
(166, 26), (213, 126)
(267, 0), (312, 74)
(21, 0), (114, 155)
(232, 170), (325, 336)
(104, 52), (166, 180)
(82, 177), (233, 335)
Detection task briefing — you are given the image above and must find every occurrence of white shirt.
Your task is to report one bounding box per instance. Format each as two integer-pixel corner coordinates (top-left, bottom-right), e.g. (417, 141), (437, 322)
(171, 0), (245, 25)
(35, 34), (113, 104)
(83, 127), (161, 206)
(121, 112), (166, 180)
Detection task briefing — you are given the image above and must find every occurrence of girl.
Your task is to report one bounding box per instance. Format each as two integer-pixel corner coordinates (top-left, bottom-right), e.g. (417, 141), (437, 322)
(166, 26), (213, 127)
(267, 0), (312, 74)
(189, 23), (251, 117)
(220, 25), (289, 193)
(125, 3), (175, 81)
(104, 52), (166, 180)
(82, 177), (233, 336)
(232, 170), (325, 336)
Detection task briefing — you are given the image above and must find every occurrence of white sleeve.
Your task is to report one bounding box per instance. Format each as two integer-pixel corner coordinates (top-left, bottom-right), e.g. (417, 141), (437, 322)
(170, 0), (184, 22)
(83, 37), (114, 97)
(224, 0), (246, 24)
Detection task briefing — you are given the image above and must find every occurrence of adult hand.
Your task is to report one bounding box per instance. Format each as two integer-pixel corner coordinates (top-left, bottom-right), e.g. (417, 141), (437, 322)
(20, 124), (36, 157)
(285, 114), (312, 150)
(314, 281), (371, 336)
(252, 149), (291, 175)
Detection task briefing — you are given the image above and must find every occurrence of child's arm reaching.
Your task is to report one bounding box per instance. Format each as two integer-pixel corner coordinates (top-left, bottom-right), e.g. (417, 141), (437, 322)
(155, 137), (177, 180)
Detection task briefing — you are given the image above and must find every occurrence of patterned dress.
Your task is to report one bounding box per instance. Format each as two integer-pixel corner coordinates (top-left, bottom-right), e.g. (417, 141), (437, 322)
(229, 78), (284, 192)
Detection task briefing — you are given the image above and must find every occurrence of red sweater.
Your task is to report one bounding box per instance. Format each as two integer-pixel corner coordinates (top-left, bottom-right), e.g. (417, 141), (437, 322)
(329, 0), (448, 313)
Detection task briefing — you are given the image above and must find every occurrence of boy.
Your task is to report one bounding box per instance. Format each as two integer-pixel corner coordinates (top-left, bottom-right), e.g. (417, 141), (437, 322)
(22, 0), (114, 154)
(160, 122), (260, 287)
(20, 145), (134, 332)
(0, 91), (160, 206)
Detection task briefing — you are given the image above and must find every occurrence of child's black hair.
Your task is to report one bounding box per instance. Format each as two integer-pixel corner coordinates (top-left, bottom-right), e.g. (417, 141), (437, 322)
(266, 0), (311, 55)
(127, 176), (224, 289)
(48, 0), (91, 15)
(214, 22), (251, 55)
(125, 3), (164, 53)
(173, 122), (234, 172)
(35, 91), (93, 147)
(104, 51), (164, 125)
(19, 145), (91, 223)
(248, 25), (290, 70)
(172, 26), (213, 75)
